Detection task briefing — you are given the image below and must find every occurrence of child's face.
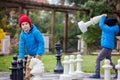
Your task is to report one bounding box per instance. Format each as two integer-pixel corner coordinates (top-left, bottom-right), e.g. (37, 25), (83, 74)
(21, 22), (31, 33)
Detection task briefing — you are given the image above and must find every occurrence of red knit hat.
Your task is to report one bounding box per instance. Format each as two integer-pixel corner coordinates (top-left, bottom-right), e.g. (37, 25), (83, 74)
(18, 14), (31, 27)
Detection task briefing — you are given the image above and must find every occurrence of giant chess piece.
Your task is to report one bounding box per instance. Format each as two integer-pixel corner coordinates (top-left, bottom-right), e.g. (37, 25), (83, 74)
(102, 59), (112, 80)
(69, 55), (77, 79)
(29, 58), (44, 80)
(75, 54), (84, 78)
(54, 42), (63, 73)
(78, 15), (102, 33)
(9, 55), (18, 80)
(59, 56), (72, 80)
(116, 59), (120, 80)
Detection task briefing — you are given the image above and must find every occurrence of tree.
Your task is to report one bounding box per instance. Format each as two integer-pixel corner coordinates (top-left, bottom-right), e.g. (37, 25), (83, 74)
(30, 11), (50, 33)
(0, 8), (18, 38)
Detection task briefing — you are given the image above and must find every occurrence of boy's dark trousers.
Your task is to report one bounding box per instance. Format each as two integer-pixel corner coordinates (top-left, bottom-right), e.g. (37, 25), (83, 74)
(95, 48), (117, 75)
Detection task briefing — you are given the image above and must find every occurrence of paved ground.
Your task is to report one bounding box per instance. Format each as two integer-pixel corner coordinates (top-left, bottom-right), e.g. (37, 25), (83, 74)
(0, 72), (117, 80)
(0, 72), (10, 80)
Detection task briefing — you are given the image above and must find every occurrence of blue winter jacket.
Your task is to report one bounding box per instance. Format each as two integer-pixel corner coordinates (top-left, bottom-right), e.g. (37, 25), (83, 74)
(18, 24), (45, 59)
(99, 16), (119, 49)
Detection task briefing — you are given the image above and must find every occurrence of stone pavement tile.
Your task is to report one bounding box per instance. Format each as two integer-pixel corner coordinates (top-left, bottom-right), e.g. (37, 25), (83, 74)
(81, 73), (116, 80)
(41, 73), (60, 80)
(40, 73), (116, 80)
(0, 72), (10, 77)
(0, 72), (10, 80)
(0, 77), (10, 80)
(0, 72), (117, 80)
(81, 77), (115, 80)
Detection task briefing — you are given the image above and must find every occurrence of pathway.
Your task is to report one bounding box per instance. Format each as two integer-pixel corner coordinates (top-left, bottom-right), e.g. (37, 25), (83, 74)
(0, 72), (117, 80)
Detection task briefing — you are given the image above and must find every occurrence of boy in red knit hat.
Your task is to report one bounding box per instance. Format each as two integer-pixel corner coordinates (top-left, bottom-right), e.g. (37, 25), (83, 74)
(18, 14), (45, 80)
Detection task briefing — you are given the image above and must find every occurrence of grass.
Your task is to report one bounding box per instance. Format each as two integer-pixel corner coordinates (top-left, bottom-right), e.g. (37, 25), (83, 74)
(0, 54), (120, 74)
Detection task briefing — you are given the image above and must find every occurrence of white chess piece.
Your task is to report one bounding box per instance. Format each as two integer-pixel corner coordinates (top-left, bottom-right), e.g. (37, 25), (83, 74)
(59, 56), (72, 80)
(29, 58), (44, 80)
(116, 59), (120, 80)
(75, 54), (84, 78)
(102, 59), (112, 80)
(69, 55), (77, 79)
(78, 15), (102, 33)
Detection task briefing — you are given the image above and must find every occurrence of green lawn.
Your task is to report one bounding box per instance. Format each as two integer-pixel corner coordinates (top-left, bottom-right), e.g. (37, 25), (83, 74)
(0, 54), (120, 74)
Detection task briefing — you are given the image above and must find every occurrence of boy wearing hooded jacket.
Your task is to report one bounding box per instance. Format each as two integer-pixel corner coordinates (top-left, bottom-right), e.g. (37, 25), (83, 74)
(18, 14), (45, 80)
(89, 14), (119, 79)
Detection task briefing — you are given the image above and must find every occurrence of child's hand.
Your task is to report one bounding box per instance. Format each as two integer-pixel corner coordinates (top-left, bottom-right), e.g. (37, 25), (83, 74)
(35, 55), (41, 60)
